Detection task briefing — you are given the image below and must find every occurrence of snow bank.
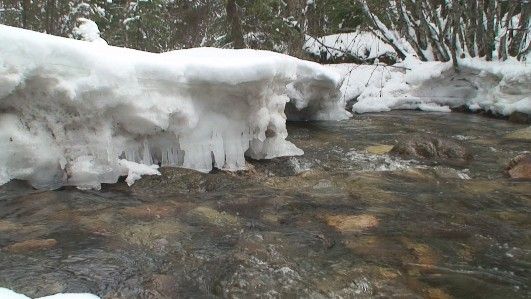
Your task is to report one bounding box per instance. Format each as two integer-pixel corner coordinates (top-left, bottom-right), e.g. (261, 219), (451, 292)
(72, 18), (107, 45)
(0, 25), (348, 189)
(335, 58), (531, 115)
(0, 288), (99, 299)
(304, 31), (396, 62)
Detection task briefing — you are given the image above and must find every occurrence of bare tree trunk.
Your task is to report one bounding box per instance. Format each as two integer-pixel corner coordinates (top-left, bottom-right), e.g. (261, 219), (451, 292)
(450, 0), (460, 70)
(485, 0), (496, 60)
(509, 2), (530, 58)
(225, 0), (245, 49)
(286, 0), (306, 58)
(498, 2), (518, 60)
(22, 0), (30, 29)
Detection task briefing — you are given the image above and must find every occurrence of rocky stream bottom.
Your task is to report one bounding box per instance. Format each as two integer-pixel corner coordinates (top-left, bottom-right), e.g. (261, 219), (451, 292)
(0, 111), (529, 298)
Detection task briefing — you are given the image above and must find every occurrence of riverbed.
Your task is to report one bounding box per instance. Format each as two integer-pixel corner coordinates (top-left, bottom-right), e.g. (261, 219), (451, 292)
(0, 111), (529, 298)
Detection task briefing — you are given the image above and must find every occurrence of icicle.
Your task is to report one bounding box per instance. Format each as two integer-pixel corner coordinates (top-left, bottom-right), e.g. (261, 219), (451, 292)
(141, 138), (152, 165)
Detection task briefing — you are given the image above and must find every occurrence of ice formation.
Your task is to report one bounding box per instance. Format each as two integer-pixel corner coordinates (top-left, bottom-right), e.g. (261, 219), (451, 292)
(0, 25), (349, 189)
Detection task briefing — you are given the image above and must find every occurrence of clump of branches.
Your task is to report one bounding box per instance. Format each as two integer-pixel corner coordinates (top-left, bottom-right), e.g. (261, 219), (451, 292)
(359, 0), (530, 66)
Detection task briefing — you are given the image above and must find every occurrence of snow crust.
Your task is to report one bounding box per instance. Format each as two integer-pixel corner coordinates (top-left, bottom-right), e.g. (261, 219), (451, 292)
(334, 57), (531, 115)
(0, 288), (99, 299)
(0, 25), (348, 189)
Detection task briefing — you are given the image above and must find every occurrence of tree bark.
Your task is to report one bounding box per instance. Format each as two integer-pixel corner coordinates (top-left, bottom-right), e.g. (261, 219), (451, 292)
(22, 0), (31, 29)
(225, 0), (245, 49)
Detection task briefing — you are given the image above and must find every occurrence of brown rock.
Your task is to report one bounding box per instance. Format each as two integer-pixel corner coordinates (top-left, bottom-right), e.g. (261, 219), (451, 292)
(390, 135), (472, 162)
(426, 288), (453, 299)
(508, 112), (531, 124)
(504, 127), (531, 141)
(343, 236), (408, 263)
(4, 238), (57, 253)
(506, 153), (531, 179)
(147, 274), (178, 298)
(187, 206), (240, 227)
(402, 238), (439, 266)
(366, 144), (394, 155)
(0, 220), (19, 231)
(324, 214), (379, 233)
(122, 203), (178, 220)
(118, 220), (186, 248)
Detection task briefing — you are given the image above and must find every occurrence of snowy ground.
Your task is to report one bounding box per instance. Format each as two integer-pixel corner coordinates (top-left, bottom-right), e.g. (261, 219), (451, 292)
(332, 57), (531, 115)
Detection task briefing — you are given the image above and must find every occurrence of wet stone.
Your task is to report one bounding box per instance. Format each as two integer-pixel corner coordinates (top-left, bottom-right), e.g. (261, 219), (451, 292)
(117, 220), (186, 250)
(426, 288), (454, 299)
(504, 126), (531, 141)
(121, 202), (181, 220)
(324, 214), (379, 233)
(131, 167), (207, 194)
(508, 112), (531, 124)
(344, 236), (410, 264)
(366, 144), (394, 155)
(402, 239), (440, 266)
(0, 220), (19, 231)
(186, 206), (240, 228)
(390, 135), (472, 162)
(78, 212), (115, 236)
(250, 156), (313, 177)
(3, 238), (57, 253)
(429, 166), (470, 180)
(506, 153), (531, 179)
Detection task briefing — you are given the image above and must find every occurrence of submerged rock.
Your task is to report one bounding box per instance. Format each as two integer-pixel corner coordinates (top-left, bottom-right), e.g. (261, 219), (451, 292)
(3, 238), (57, 253)
(430, 166), (471, 180)
(506, 153), (531, 179)
(504, 127), (531, 141)
(118, 220), (186, 249)
(508, 112), (531, 124)
(187, 206), (241, 228)
(390, 135), (472, 162)
(323, 214), (379, 233)
(0, 220), (19, 232)
(365, 145), (394, 155)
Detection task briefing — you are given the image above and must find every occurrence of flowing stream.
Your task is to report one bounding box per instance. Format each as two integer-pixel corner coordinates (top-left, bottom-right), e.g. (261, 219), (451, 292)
(0, 111), (529, 298)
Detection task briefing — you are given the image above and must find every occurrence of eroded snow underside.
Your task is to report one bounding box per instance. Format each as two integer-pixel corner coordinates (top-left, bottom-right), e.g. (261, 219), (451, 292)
(0, 25), (349, 189)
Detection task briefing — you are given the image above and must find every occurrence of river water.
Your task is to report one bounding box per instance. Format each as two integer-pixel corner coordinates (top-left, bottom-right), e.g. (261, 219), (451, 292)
(0, 111), (529, 298)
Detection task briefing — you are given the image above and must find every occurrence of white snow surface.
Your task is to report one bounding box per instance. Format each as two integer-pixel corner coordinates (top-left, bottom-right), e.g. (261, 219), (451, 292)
(0, 288), (99, 299)
(0, 25), (349, 189)
(72, 18), (107, 45)
(334, 57), (531, 115)
(304, 31), (396, 61)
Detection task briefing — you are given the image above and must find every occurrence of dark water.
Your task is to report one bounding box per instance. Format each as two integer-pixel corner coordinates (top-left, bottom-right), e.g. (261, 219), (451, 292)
(1, 111), (529, 298)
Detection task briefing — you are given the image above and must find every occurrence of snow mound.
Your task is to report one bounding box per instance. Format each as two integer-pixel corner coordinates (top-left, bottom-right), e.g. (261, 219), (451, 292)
(72, 18), (107, 45)
(304, 31), (396, 62)
(0, 25), (349, 189)
(335, 58), (531, 115)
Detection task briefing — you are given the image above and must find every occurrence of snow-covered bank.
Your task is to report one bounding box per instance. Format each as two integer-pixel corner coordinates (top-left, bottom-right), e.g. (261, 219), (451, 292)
(0, 288), (99, 299)
(333, 58), (531, 116)
(304, 31), (396, 63)
(0, 25), (349, 189)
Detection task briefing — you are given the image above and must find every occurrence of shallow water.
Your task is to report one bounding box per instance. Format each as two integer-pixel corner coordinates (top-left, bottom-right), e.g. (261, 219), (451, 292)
(0, 111), (529, 298)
